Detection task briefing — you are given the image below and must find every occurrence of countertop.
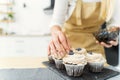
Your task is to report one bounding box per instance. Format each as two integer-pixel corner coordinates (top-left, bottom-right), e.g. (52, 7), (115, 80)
(0, 57), (119, 80)
(0, 33), (119, 80)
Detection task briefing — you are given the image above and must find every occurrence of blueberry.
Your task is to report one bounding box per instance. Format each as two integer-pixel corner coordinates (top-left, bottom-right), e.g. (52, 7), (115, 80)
(69, 50), (74, 55)
(76, 48), (81, 51)
(89, 52), (92, 55)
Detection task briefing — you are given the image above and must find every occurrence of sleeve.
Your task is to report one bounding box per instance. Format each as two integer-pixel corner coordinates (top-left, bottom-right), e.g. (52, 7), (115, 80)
(106, 0), (120, 28)
(49, 0), (69, 28)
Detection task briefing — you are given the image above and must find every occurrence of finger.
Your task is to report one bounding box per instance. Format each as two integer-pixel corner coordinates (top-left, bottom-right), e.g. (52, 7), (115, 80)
(57, 52), (62, 59)
(51, 50), (58, 58)
(66, 38), (71, 49)
(57, 51), (66, 59)
(59, 44), (66, 56)
(51, 49), (58, 58)
(66, 39), (71, 52)
(56, 44), (67, 59)
(59, 52), (65, 59)
(60, 44), (66, 52)
(58, 32), (70, 50)
(50, 41), (57, 55)
(52, 35), (63, 52)
(100, 42), (112, 48)
(109, 40), (118, 46)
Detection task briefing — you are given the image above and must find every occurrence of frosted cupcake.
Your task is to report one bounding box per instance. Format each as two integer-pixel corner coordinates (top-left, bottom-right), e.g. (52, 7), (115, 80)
(52, 51), (66, 69)
(48, 55), (54, 64)
(48, 44), (66, 69)
(48, 50), (55, 64)
(63, 50), (87, 77)
(86, 52), (106, 72)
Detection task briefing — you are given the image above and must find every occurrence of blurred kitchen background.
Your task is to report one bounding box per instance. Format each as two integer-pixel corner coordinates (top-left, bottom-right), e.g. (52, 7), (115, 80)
(0, 0), (52, 35)
(0, 0), (52, 58)
(0, 0), (119, 69)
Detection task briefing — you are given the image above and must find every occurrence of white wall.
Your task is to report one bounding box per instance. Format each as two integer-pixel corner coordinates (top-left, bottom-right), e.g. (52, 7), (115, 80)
(8, 0), (52, 35)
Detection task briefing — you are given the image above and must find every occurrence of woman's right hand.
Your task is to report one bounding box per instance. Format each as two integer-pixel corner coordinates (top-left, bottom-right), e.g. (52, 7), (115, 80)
(48, 26), (71, 58)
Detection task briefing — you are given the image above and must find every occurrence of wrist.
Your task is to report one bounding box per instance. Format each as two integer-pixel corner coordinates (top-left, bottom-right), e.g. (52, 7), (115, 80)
(50, 25), (62, 33)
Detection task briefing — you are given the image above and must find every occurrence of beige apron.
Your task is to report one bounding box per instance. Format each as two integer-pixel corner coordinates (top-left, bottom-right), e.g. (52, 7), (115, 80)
(63, 0), (107, 57)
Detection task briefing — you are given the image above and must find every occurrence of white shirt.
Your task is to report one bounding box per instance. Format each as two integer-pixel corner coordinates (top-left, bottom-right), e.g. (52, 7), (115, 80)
(50, 0), (120, 28)
(107, 0), (120, 27)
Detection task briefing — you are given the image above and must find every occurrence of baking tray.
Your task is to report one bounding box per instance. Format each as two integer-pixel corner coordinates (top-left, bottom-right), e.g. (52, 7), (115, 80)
(0, 68), (63, 80)
(43, 61), (120, 80)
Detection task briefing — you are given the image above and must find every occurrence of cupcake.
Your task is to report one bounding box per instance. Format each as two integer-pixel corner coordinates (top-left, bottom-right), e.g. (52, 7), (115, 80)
(48, 50), (55, 64)
(49, 44), (66, 69)
(63, 49), (87, 77)
(86, 52), (106, 72)
(52, 51), (66, 69)
(48, 55), (54, 64)
(54, 58), (64, 69)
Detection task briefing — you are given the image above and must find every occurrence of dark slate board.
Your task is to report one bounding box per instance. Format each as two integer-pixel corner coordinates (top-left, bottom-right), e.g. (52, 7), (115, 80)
(43, 61), (120, 80)
(0, 68), (64, 80)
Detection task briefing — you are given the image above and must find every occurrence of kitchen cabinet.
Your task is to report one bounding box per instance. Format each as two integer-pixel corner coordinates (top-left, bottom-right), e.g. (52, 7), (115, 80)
(0, 35), (50, 57)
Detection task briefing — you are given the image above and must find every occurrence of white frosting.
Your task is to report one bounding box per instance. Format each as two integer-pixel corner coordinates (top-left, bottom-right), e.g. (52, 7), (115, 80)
(86, 52), (106, 63)
(63, 54), (87, 65)
(73, 48), (87, 54)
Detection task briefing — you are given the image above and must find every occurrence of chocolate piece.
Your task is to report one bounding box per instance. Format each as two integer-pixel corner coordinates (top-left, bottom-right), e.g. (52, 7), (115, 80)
(93, 28), (119, 44)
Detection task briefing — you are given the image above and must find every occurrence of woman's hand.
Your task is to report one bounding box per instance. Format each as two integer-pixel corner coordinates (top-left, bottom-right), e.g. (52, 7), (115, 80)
(96, 27), (119, 48)
(96, 39), (119, 48)
(48, 26), (71, 58)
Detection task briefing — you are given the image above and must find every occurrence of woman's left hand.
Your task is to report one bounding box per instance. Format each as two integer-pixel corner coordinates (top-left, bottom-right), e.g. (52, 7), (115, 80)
(96, 39), (119, 48)
(97, 27), (120, 48)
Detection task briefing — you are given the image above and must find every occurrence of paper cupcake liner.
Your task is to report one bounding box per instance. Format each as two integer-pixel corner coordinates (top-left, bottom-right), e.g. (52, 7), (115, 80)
(88, 62), (104, 72)
(54, 59), (64, 69)
(48, 56), (55, 64)
(64, 64), (85, 77)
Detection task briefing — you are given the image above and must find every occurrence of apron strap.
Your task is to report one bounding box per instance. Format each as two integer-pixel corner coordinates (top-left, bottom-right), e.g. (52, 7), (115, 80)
(76, 0), (82, 25)
(100, 0), (114, 22)
(99, 0), (107, 21)
(106, 0), (115, 22)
